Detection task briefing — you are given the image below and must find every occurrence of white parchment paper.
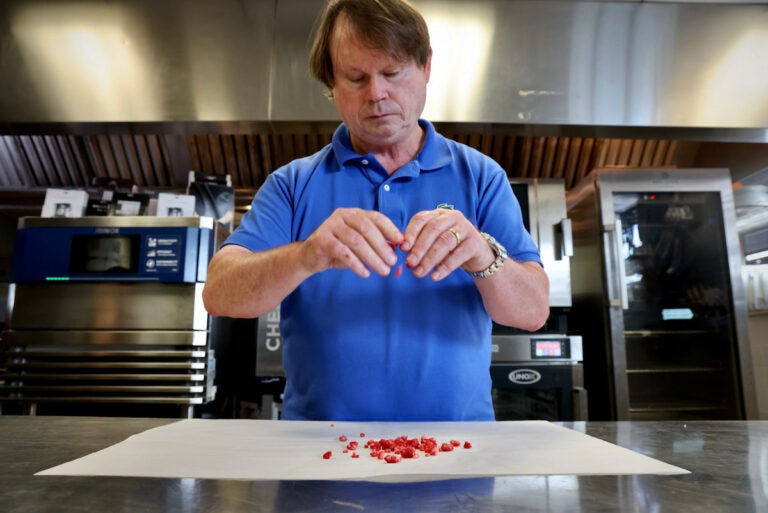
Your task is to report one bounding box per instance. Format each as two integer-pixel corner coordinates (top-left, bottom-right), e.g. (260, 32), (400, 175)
(37, 420), (689, 481)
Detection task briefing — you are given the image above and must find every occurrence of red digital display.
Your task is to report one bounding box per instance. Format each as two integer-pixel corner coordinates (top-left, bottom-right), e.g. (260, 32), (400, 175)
(534, 341), (563, 357)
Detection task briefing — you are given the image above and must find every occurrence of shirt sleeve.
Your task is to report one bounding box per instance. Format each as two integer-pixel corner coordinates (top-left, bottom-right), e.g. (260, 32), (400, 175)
(222, 168), (294, 252)
(475, 162), (543, 266)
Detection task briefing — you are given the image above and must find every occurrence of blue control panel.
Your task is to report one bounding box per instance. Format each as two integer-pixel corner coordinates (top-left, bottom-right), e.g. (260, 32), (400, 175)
(11, 223), (212, 283)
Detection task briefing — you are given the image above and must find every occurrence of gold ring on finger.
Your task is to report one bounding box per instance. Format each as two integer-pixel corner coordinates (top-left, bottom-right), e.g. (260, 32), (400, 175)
(449, 227), (461, 246)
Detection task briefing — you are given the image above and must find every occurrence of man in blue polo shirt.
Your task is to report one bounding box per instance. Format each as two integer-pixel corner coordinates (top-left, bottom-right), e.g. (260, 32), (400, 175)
(203, 0), (550, 421)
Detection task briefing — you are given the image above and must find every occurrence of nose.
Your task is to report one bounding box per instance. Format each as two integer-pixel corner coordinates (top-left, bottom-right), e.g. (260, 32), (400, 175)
(365, 75), (388, 103)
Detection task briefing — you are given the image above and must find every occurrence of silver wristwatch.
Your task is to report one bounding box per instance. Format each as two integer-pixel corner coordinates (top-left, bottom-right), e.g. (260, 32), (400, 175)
(470, 232), (508, 278)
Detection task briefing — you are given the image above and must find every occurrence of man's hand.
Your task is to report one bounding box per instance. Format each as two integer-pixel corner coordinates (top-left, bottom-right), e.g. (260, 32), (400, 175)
(400, 208), (494, 281)
(300, 207), (405, 278)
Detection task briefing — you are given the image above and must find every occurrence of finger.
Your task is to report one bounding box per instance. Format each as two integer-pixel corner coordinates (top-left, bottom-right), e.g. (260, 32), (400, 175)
(324, 235), (373, 278)
(334, 210), (401, 276)
(400, 209), (444, 252)
(411, 225), (465, 278)
(428, 236), (474, 281)
(368, 210), (405, 245)
(404, 210), (459, 272)
(303, 220), (372, 277)
(336, 225), (392, 276)
(448, 227), (462, 247)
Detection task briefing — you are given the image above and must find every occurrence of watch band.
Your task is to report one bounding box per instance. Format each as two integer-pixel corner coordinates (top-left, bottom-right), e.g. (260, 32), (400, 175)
(469, 232), (508, 278)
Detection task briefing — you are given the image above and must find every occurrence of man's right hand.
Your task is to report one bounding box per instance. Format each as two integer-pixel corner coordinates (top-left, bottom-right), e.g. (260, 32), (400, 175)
(300, 207), (404, 278)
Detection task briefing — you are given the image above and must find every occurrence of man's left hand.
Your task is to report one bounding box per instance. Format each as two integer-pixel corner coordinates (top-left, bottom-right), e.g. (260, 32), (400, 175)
(400, 208), (495, 281)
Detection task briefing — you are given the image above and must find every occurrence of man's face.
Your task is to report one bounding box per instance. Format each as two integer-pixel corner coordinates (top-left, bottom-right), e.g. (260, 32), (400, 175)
(329, 17), (431, 151)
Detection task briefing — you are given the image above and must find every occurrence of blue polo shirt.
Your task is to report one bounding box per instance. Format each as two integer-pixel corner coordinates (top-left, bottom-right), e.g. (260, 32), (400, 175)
(225, 120), (541, 421)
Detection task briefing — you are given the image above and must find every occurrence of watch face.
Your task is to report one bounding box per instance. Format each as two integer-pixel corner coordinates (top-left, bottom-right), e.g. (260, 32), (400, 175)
(487, 235), (507, 260)
(470, 233), (508, 278)
(497, 242), (508, 260)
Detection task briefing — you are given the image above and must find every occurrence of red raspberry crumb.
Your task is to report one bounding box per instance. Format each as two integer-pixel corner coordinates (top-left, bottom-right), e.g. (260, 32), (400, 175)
(324, 433), (470, 463)
(322, 451), (332, 459)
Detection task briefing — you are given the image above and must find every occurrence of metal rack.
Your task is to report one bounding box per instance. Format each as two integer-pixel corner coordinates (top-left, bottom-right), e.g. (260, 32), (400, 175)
(2, 330), (213, 417)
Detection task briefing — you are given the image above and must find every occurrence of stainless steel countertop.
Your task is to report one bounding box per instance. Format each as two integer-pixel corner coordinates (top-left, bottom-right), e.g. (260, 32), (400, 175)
(0, 416), (766, 512)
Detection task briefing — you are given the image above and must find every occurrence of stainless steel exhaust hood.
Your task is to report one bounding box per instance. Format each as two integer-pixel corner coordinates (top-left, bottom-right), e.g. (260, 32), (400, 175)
(1, 0), (767, 200)
(1, 0), (767, 142)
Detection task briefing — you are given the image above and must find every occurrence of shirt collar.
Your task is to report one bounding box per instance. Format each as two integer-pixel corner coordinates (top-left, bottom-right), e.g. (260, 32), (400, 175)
(331, 119), (453, 175)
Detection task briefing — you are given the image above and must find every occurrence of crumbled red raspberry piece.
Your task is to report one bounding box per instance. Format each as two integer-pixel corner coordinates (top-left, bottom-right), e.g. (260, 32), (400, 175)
(324, 433), (472, 463)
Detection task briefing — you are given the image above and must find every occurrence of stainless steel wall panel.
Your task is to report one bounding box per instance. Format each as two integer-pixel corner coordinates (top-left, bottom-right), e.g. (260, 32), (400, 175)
(417, 1), (768, 129)
(0, 0), (274, 124)
(271, 0), (338, 123)
(0, 0), (766, 138)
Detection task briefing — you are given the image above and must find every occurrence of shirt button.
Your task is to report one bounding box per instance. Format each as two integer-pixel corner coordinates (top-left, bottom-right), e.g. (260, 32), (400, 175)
(361, 159), (369, 165)
(383, 184), (391, 192)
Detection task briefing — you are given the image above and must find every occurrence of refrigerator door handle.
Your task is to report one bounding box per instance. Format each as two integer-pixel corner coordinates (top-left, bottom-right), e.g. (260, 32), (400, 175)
(604, 220), (629, 310)
(614, 219), (629, 310)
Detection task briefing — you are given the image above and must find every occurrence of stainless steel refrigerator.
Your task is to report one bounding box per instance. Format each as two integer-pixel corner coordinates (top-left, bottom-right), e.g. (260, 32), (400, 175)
(567, 168), (756, 421)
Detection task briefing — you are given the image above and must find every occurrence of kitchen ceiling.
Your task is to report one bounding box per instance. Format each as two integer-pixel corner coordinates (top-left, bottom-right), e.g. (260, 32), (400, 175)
(0, 129), (682, 196)
(3, 131), (683, 190)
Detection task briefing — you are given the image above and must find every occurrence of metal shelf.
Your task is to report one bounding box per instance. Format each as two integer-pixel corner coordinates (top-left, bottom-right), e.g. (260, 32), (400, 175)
(0, 385), (205, 394)
(6, 362), (207, 369)
(2, 373), (206, 382)
(9, 350), (208, 358)
(626, 366), (725, 374)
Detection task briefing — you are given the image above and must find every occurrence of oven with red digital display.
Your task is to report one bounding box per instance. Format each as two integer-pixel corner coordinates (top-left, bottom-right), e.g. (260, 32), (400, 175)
(490, 334), (586, 421)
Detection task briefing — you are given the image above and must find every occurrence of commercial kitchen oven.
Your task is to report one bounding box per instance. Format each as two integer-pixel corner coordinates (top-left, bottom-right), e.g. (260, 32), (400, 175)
(0, 216), (225, 417)
(567, 168), (756, 421)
